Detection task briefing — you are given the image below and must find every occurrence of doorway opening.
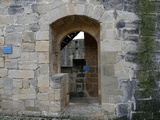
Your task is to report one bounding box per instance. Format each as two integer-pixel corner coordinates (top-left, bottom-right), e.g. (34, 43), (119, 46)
(60, 31), (98, 104)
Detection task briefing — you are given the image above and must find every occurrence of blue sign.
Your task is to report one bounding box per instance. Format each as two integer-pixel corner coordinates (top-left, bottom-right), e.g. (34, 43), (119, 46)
(83, 65), (90, 71)
(2, 46), (12, 54)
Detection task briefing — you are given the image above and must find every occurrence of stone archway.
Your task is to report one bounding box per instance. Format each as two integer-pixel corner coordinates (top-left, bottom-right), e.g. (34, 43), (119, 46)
(50, 15), (101, 103)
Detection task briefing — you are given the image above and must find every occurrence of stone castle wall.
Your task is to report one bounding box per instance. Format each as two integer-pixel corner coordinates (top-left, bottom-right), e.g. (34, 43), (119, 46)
(0, 0), (141, 118)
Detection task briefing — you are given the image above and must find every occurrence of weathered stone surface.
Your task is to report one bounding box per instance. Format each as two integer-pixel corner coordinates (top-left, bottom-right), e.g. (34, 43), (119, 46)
(0, 36), (4, 45)
(21, 43), (35, 52)
(9, 70), (34, 79)
(0, 69), (8, 78)
(17, 13), (39, 24)
(102, 65), (114, 77)
(4, 77), (13, 90)
(36, 101), (49, 112)
(14, 0), (36, 5)
(25, 99), (35, 107)
(13, 79), (22, 88)
(8, 5), (24, 15)
(39, 64), (49, 75)
(101, 40), (122, 52)
(36, 41), (49, 51)
(6, 33), (22, 46)
(0, 78), (3, 88)
(38, 52), (49, 63)
(2, 100), (24, 111)
(0, 16), (14, 25)
(5, 59), (18, 69)
(30, 53), (38, 61)
(21, 53), (30, 61)
(49, 102), (61, 112)
(37, 93), (48, 101)
(23, 80), (30, 89)
(49, 93), (55, 102)
(37, 75), (49, 88)
(0, 57), (4, 67)
(12, 93), (36, 100)
(36, 31), (49, 41)
(6, 25), (24, 33)
(54, 89), (61, 101)
(22, 32), (35, 43)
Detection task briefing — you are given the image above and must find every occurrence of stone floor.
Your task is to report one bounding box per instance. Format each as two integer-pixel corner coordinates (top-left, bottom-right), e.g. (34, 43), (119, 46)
(61, 97), (109, 120)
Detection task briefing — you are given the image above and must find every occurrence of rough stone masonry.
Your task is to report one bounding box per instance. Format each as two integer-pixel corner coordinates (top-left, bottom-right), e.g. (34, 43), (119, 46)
(0, 0), (143, 119)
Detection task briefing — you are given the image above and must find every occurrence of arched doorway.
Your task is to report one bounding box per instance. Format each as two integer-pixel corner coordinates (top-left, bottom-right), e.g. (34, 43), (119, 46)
(60, 31), (98, 103)
(50, 15), (101, 104)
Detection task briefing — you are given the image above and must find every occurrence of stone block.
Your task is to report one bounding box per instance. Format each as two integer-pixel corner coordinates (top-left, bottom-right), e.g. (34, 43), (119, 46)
(92, 6), (104, 20)
(103, 29), (118, 39)
(102, 52), (117, 64)
(25, 99), (35, 107)
(9, 70), (34, 79)
(37, 93), (48, 101)
(102, 88), (123, 96)
(40, 24), (49, 31)
(0, 36), (4, 45)
(0, 89), (4, 95)
(17, 13), (39, 24)
(55, 89), (61, 101)
(3, 77), (13, 90)
(8, 5), (24, 15)
(114, 61), (133, 79)
(23, 80), (30, 89)
(39, 64), (49, 74)
(38, 52), (49, 63)
(102, 103), (117, 114)
(101, 77), (118, 89)
(30, 52), (38, 61)
(75, 4), (85, 15)
(49, 102), (61, 113)
(36, 31), (49, 40)
(101, 40), (122, 52)
(6, 25), (24, 33)
(4, 89), (12, 96)
(14, 0), (36, 5)
(5, 59), (18, 69)
(123, 41), (137, 53)
(37, 75), (49, 88)
(0, 78), (3, 88)
(22, 32), (35, 43)
(36, 101), (49, 112)
(21, 88), (36, 94)
(21, 43), (35, 52)
(117, 11), (138, 21)
(30, 79), (37, 88)
(25, 23), (40, 32)
(0, 16), (14, 25)
(0, 69), (8, 78)
(19, 62), (37, 70)
(102, 65), (114, 77)
(49, 93), (55, 102)
(13, 79), (22, 88)
(12, 93), (36, 100)
(0, 57), (4, 67)
(21, 53), (30, 61)
(36, 41), (49, 51)
(2, 100), (24, 111)
(109, 95), (122, 103)
(12, 88), (21, 95)
(6, 33), (22, 46)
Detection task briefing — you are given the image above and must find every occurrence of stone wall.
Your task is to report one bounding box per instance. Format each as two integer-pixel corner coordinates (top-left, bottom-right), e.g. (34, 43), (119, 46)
(0, 0), (140, 119)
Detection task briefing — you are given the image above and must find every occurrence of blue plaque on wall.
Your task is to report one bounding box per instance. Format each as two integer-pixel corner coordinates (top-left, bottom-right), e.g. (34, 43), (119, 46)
(2, 46), (12, 54)
(83, 65), (90, 71)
